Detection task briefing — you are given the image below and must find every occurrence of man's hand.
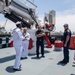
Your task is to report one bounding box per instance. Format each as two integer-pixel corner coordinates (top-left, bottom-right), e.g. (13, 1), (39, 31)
(64, 36), (70, 47)
(36, 33), (45, 37)
(64, 43), (67, 47)
(22, 37), (26, 41)
(36, 34), (42, 37)
(42, 33), (45, 36)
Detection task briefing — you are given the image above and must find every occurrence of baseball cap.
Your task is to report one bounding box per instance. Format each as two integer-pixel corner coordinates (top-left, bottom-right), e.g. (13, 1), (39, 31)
(63, 24), (68, 27)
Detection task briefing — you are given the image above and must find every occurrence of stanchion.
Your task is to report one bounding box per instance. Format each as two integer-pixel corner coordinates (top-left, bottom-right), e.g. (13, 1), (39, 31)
(0, 38), (2, 48)
(6, 37), (9, 47)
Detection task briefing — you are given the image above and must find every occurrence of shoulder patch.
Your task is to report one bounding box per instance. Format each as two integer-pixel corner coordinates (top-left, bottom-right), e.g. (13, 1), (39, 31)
(67, 30), (70, 32)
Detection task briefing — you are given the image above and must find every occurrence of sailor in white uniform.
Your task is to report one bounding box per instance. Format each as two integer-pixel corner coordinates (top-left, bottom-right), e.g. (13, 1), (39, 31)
(21, 27), (30, 59)
(12, 21), (26, 71)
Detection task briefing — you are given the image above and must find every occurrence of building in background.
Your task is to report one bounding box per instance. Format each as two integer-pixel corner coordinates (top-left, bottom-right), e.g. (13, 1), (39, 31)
(44, 10), (56, 25)
(49, 10), (55, 25)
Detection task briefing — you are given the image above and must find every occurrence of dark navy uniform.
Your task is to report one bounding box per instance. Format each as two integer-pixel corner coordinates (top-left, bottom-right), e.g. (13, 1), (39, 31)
(63, 28), (71, 62)
(36, 30), (44, 57)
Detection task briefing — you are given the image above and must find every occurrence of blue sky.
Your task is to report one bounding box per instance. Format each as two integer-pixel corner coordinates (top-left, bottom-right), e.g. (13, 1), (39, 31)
(34, 0), (75, 15)
(0, 0), (75, 32)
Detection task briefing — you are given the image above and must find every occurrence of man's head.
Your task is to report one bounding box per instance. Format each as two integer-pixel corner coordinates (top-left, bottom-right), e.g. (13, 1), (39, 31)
(23, 27), (27, 33)
(37, 25), (41, 30)
(63, 24), (68, 30)
(16, 21), (22, 28)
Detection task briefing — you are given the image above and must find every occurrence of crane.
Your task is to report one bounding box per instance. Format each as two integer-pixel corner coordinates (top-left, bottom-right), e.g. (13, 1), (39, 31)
(0, 0), (38, 28)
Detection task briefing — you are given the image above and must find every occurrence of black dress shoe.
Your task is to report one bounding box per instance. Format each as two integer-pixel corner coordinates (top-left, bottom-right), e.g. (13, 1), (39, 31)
(37, 56), (40, 58)
(25, 57), (28, 59)
(59, 61), (68, 64)
(59, 61), (64, 63)
(72, 64), (75, 67)
(21, 57), (28, 59)
(21, 57), (25, 59)
(13, 68), (21, 71)
(19, 64), (21, 68)
(41, 55), (45, 58)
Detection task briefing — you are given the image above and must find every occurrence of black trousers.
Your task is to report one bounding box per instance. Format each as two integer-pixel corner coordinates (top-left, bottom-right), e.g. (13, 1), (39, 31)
(36, 40), (44, 56)
(63, 46), (69, 62)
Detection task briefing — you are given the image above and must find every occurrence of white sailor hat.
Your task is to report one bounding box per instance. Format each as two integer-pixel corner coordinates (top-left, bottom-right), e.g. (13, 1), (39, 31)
(16, 21), (21, 25)
(23, 27), (27, 30)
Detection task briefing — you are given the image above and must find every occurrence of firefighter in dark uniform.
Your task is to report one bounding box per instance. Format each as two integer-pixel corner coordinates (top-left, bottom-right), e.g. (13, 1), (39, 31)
(35, 26), (45, 58)
(59, 24), (71, 64)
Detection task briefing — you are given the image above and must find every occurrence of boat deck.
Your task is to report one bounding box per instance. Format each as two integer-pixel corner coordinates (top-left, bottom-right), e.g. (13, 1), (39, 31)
(0, 46), (75, 75)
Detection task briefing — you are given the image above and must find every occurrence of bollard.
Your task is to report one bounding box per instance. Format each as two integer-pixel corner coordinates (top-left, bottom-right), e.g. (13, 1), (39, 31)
(0, 38), (2, 48)
(54, 40), (63, 51)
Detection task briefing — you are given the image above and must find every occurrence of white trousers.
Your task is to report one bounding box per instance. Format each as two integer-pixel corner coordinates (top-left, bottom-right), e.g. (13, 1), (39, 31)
(22, 41), (29, 57)
(13, 44), (22, 69)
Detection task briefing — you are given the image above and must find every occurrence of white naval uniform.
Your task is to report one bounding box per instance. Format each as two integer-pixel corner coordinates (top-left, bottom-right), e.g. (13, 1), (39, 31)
(21, 32), (30, 58)
(12, 27), (24, 69)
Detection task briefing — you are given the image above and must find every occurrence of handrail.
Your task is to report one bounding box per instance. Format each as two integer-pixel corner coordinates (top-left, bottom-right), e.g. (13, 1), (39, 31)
(26, 0), (37, 8)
